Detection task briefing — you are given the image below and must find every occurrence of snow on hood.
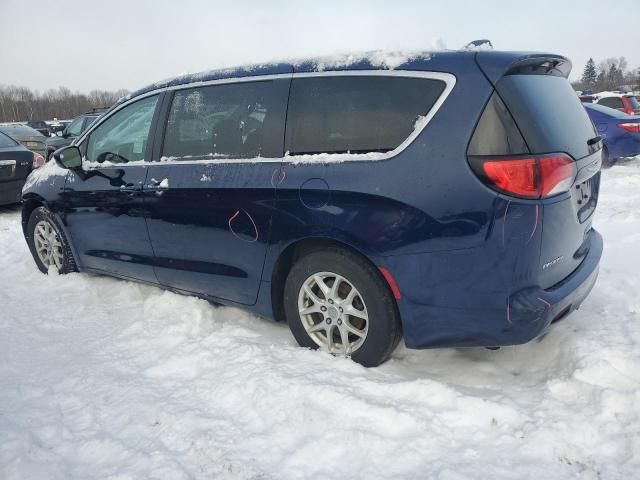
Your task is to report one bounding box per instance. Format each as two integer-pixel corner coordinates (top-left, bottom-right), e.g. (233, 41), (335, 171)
(22, 158), (67, 192)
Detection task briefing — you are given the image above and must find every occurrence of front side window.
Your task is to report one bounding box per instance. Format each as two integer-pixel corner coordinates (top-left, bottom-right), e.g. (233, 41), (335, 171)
(162, 80), (286, 160)
(285, 76), (446, 155)
(86, 95), (158, 164)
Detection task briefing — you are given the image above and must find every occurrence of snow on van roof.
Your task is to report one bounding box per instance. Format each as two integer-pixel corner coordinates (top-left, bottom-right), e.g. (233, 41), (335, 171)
(123, 48), (449, 104)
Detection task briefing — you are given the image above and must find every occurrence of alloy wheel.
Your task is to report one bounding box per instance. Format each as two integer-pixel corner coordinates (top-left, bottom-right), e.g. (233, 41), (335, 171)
(297, 271), (369, 355)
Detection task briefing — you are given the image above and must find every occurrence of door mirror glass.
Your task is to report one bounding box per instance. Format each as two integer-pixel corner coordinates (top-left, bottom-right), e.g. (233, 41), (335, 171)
(54, 146), (82, 169)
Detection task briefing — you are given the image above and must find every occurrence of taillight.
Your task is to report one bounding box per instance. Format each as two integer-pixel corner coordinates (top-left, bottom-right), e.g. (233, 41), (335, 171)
(618, 122), (640, 133)
(32, 152), (46, 169)
(469, 154), (577, 199)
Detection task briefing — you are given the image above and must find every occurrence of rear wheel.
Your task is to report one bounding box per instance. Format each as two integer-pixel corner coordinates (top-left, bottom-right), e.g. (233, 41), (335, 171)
(27, 207), (77, 274)
(284, 247), (401, 367)
(602, 146), (614, 168)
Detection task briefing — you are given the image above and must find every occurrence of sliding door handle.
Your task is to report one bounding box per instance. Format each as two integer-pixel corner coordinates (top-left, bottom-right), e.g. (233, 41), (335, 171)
(120, 183), (143, 193)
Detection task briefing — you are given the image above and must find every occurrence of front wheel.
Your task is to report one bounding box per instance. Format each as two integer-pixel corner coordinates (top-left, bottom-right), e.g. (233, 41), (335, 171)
(26, 206), (77, 274)
(284, 248), (402, 367)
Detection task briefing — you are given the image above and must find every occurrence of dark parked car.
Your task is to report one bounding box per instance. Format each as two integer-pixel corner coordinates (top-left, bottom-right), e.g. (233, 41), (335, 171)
(0, 124), (47, 160)
(21, 50), (603, 366)
(26, 120), (51, 136)
(0, 131), (39, 205)
(584, 103), (640, 165)
(45, 110), (104, 159)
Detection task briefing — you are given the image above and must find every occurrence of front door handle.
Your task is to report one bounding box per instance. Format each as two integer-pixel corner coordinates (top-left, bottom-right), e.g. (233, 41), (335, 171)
(146, 178), (169, 190)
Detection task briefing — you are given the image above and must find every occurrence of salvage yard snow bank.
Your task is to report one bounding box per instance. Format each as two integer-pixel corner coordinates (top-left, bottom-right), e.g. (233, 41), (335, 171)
(1, 158), (639, 479)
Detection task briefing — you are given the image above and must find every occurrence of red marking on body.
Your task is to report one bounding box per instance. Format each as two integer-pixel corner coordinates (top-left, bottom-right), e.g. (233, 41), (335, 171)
(537, 297), (551, 308)
(526, 204), (539, 244)
(228, 209), (259, 242)
(378, 267), (401, 300)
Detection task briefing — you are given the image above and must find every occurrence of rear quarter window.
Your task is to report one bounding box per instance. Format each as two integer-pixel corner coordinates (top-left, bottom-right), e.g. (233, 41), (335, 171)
(285, 76), (446, 155)
(497, 75), (597, 160)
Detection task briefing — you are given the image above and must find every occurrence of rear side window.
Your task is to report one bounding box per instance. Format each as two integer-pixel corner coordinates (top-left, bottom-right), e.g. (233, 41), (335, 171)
(285, 76), (446, 155)
(0, 131), (18, 148)
(598, 97), (624, 109)
(497, 75), (597, 160)
(162, 80), (288, 160)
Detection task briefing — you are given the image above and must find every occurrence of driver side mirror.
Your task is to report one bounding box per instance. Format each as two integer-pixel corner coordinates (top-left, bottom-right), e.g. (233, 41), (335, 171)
(53, 145), (82, 169)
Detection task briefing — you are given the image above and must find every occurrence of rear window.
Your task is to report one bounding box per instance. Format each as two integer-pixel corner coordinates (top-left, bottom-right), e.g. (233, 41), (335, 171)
(285, 76), (446, 155)
(598, 97), (624, 110)
(0, 131), (18, 148)
(497, 75), (597, 160)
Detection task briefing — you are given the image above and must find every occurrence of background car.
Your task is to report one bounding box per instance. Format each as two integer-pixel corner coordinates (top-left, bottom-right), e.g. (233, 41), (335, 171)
(584, 103), (640, 165)
(45, 109), (105, 159)
(46, 120), (70, 135)
(592, 91), (640, 115)
(0, 123), (48, 160)
(26, 120), (51, 136)
(0, 130), (40, 205)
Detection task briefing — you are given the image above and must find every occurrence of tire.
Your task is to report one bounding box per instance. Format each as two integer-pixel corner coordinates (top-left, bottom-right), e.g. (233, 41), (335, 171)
(284, 247), (402, 367)
(602, 147), (614, 168)
(26, 206), (77, 274)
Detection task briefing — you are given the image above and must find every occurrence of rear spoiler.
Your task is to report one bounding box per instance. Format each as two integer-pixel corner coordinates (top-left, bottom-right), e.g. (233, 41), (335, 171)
(475, 52), (572, 85)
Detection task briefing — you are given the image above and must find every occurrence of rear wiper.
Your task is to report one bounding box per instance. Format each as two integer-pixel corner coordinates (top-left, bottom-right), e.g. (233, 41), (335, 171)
(587, 135), (602, 146)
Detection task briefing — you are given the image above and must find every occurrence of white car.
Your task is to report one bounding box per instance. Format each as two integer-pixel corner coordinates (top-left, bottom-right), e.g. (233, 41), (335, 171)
(591, 91), (640, 115)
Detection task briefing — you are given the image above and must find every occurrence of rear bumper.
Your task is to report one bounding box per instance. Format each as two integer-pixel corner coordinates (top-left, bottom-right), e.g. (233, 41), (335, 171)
(391, 229), (603, 349)
(506, 228), (602, 344)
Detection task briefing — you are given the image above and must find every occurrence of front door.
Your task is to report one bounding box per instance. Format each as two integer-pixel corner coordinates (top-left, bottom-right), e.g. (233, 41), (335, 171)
(144, 79), (290, 305)
(64, 94), (160, 282)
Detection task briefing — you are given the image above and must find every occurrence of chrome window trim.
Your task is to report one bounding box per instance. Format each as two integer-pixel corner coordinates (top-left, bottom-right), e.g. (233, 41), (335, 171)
(76, 70), (456, 168)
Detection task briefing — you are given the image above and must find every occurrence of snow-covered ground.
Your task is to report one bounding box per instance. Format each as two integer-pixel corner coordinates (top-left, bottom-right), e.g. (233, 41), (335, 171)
(1, 160), (639, 479)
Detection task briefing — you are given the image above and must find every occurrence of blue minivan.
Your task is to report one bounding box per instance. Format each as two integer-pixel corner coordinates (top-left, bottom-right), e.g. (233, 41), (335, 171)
(22, 50), (603, 366)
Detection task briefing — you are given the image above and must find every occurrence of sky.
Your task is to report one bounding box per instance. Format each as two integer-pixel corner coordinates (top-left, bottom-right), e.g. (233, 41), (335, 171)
(1, 0), (638, 93)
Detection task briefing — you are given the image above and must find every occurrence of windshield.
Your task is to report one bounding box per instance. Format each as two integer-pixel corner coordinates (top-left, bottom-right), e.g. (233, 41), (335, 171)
(65, 117), (84, 136)
(497, 75), (596, 160)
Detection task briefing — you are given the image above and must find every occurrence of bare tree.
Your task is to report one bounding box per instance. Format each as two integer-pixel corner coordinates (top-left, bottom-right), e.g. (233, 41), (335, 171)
(0, 84), (129, 123)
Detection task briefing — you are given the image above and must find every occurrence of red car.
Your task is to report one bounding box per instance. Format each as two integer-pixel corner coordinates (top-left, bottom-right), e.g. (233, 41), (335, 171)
(594, 93), (640, 115)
